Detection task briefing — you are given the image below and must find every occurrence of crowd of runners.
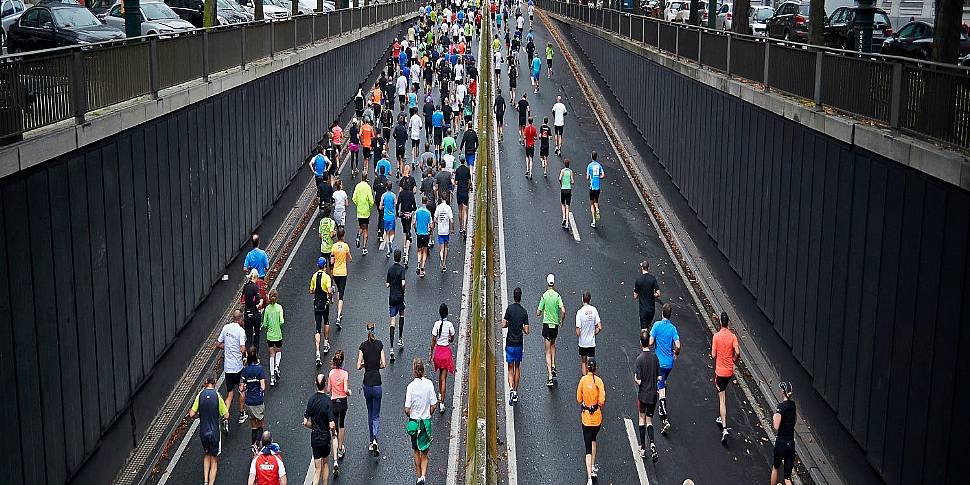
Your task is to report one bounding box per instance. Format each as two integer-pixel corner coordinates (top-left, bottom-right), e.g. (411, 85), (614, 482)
(185, 1), (800, 485)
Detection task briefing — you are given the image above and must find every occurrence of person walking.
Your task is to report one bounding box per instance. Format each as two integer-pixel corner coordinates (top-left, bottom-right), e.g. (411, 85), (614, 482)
(261, 290), (285, 386)
(330, 227), (352, 328)
(711, 311), (740, 444)
(304, 373), (336, 485)
(429, 303), (456, 414)
(248, 431), (286, 485)
(649, 303), (681, 435)
(771, 382), (797, 485)
(358, 322), (387, 456)
(327, 351), (351, 472)
(241, 349), (267, 449)
(575, 290), (601, 375)
(577, 357), (606, 485)
(353, 173), (376, 255)
(633, 260), (661, 330)
(502, 287), (529, 405)
(309, 258), (333, 364)
(537, 273), (565, 387)
(187, 376), (228, 485)
(634, 329), (660, 462)
(559, 158), (573, 230)
(405, 359), (438, 485)
(386, 249), (408, 359)
(242, 269), (265, 352)
(218, 309), (248, 425)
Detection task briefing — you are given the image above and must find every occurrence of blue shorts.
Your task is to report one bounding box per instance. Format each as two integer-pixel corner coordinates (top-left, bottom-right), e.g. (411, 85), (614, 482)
(658, 367), (673, 390)
(505, 345), (523, 364)
(389, 301), (405, 317)
(532, 71), (540, 80)
(383, 218), (395, 232)
(437, 234), (450, 245)
(466, 153), (476, 167)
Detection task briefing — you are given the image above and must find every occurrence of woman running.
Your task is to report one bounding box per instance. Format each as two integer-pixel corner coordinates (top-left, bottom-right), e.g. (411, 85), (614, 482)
(429, 303), (456, 414)
(577, 357), (606, 485)
(327, 350), (350, 473)
(357, 322), (386, 456)
(348, 118), (361, 176)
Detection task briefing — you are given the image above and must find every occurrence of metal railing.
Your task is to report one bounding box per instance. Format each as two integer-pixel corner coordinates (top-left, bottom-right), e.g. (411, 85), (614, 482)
(0, 0), (418, 144)
(539, 0), (970, 151)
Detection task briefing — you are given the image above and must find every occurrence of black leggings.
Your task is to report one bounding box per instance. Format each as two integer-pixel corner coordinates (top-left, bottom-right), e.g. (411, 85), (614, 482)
(333, 398), (347, 428)
(582, 425), (600, 454)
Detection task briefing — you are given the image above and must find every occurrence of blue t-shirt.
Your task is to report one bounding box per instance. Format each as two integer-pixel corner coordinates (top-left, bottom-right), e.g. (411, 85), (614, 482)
(408, 92), (418, 109)
(531, 57), (541, 76)
(399, 51), (408, 68)
(496, 12), (502, 25)
(650, 319), (680, 369)
(450, 53), (459, 66)
(432, 111), (444, 128)
(586, 161), (604, 190)
(242, 364), (266, 406)
(312, 154), (329, 177)
(458, 10), (465, 21)
(414, 207), (432, 235)
(382, 191), (396, 221)
(376, 158), (393, 177)
(244, 248), (269, 278)
(402, 65), (411, 80)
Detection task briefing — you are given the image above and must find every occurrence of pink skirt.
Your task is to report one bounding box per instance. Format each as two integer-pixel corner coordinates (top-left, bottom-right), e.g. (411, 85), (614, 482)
(432, 344), (455, 374)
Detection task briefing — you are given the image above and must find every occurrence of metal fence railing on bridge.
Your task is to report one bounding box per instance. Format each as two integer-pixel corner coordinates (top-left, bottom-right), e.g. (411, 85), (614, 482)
(538, 0), (970, 152)
(0, 0), (418, 145)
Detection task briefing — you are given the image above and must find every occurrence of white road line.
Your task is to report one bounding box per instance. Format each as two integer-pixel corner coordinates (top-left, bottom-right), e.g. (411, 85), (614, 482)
(302, 458), (317, 485)
(568, 211), (581, 242)
(624, 418), (651, 485)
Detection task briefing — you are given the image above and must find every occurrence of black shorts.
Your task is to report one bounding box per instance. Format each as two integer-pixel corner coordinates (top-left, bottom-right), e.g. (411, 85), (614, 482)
(417, 234), (430, 248)
(541, 324), (559, 341)
(546, 58), (553, 68)
(540, 144), (549, 157)
(582, 425), (600, 454)
(201, 433), (221, 457)
(397, 144), (406, 157)
(589, 189), (600, 202)
(554, 124), (563, 136)
(560, 189), (572, 205)
(457, 191), (470, 206)
(639, 310), (655, 330)
(509, 76), (517, 88)
(578, 346), (595, 357)
(772, 439), (796, 479)
(314, 308), (330, 333)
(525, 145), (534, 157)
(358, 216), (369, 228)
(496, 112), (504, 124)
(332, 398), (348, 428)
(715, 375), (733, 392)
(333, 276), (348, 299)
(311, 437), (332, 460)
(363, 147), (372, 159)
(518, 117), (526, 128)
(411, 138), (420, 148)
(433, 128), (443, 145)
(225, 372), (241, 393)
(638, 399), (656, 416)
(400, 217), (413, 240)
(267, 339), (283, 348)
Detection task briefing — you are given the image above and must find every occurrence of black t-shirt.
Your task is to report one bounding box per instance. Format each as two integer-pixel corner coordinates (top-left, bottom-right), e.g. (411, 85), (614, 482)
(517, 99), (529, 120)
(435, 170), (453, 197)
(359, 339), (384, 386)
(397, 189), (417, 216)
(424, 102), (435, 123)
(421, 176), (436, 200)
(455, 165), (471, 193)
(539, 124), (551, 148)
(494, 96), (506, 116)
(635, 350), (660, 404)
(394, 124), (409, 145)
(318, 180), (334, 206)
(775, 400), (797, 441)
(242, 282), (260, 313)
(400, 175), (417, 192)
(442, 104), (453, 122)
(461, 130), (479, 154)
(386, 263), (406, 304)
(304, 392), (333, 444)
(503, 303), (529, 347)
(634, 272), (660, 316)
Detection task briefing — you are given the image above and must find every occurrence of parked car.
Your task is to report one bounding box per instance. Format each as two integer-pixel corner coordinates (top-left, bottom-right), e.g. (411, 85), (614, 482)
(822, 6), (892, 50)
(715, 2), (732, 30)
(663, 1), (686, 22)
(879, 20), (970, 60)
(278, 0), (334, 14)
(749, 5), (773, 36)
(237, 0), (290, 20)
(1, 0), (27, 46)
(673, 0), (711, 24)
(103, 0), (194, 36)
(88, 0), (116, 19)
(766, 0), (813, 42)
(5, 3), (124, 52)
(164, 0), (252, 27)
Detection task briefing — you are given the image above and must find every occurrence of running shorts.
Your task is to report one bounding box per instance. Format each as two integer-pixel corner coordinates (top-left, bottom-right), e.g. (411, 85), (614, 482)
(225, 372), (241, 393)
(245, 403), (266, 420)
(433, 127), (443, 145)
(773, 439), (796, 479)
(466, 153), (476, 167)
(496, 111), (504, 124)
(638, 399), (657, 416)
(383, 218), (396, 232)
(389, 300), (406, 317)
(715, 375), (733, 392)
(311, 435), (332, 460)
(201, 433), (221, 457)
(560, 189), (572, 205)
(518, 116), (526, 127)
(505, 345), (523, 364)
(333, 275), (348, 299)
(332, 398), (348, 428)
(417, 234), (430, 248)
(547, 58), (553, 68)
(582, 425), (600, 454)
(540, 143), (549, 157)
(541, 324), (559, 341)
(397, 143), (407, 157)
(510, 75), (517, 88)
(358, 215), (370, 228)
(363, 146), (372, 160)
(639, 310), (655, 330)
(525, 145), (534, 157)
(589, 189), (600, 202)
(457, 191), (470, 206)
(314, 307), (330, 333)
(266, 339), (283, 348)
(437, 234), (450, 245)
(578, 346), (595, 358)
(400, 216), (413, 240)
(658, 367), (673, 390)
(411, 138), (421, 148)
(554, 124), (563, 136)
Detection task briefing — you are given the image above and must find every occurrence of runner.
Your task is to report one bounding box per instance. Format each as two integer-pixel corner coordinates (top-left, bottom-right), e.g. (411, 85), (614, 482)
(454, 153), (472, 236)
(502, 287), (529, 405)
(577, 357), (606, 485)
(310, 144), (330, 191)
(586, 151), (605, 228)
(352, 173), (375, 255)
(575, 290), (601, 375)
(635, 329), (661, 462)
(248, 431), (285, 485)
(552, 95), (567, 155)
(319, 208), (336, 266)
(413, 196), (433, 278)
(523, 116), (537, 178)
(218, 310), (247, 425)
(530, 53), (542, 94)
(771, 382), (797, 485)
(559, 158), (573, 229)
(537, 273), (565, 387)
(410, 110), (425, 165)
(539, 116), (552, 176)
(358, 322), (387, 456)
(459, 121), (479, 168)
(261, 290), (284, 387)
(405, 359), (438, 485)
(309, 257), (333, 363)
(333, 180), (348, 228)
(380, 181), (397, 258)
(434, 197), (454, 272)
(398, 165), (418, 267)
(348, 118), (361, 176)
(243, 234), (269, 278)
(304, 373), (337, 485)
(711, 312), (740, 444)
(633, 260), (662, 331)
(432, 104), (445, 159)
(330, 227), (352, 328)
(241, 349), (267, 449)
(187, 376), (228, 485)
(649, 303), (681, 435)
(429, 303), (456, 414)
(494, 92), (507, 143)
(516, 94), (530, 146)
(508, 54), (518, 100)
(242, 269), (264, 352)
(361, 117), (376, 172)
(386, 249), (408, 360)
(546, 41), (554, 78)
(326, 351), (351, 471)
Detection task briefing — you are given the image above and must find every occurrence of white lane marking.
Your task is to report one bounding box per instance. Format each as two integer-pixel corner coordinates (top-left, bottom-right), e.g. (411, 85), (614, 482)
(302, 457), (318, 485)
(624, 418), (651, 485)
(568, 211), (581, 242)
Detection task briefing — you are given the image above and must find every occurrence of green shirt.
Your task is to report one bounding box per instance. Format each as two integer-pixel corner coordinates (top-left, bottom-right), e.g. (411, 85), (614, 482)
(546, 45), (554, 60)
(538, 288), (564, 326)
(442, 136), (457, 155)
(352, 181), (375, 218)
(261, 303), (284, 341)
(560, 168), (573, 189)
(319, 217), (336, 254)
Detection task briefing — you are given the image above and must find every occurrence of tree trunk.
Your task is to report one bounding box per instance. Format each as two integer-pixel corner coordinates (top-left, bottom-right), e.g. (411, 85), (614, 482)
(255, 0), (264, 21)
(292, 0), (299, 17)
(203, 0), (216, 27)
(688, 0), (699, 25)
(808, 0), (824, 45)
(732, 0), (750, 34)
(932, 0), (962, 63)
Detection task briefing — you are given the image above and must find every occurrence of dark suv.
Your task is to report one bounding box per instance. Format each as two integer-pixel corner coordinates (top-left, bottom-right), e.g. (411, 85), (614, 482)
(766, 1), (812, 42)
(5, 3), (123, 53)
(822, 6), (893, 50)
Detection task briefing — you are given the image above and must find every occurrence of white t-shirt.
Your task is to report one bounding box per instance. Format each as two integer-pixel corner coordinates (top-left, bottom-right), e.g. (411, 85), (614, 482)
(332, 190), (348, 218)
(575, 304), (601, 348)
(442, 153), (456, 171)
(493, 51), (503, 68)
(456, 83), (467, 102)
(396, 75), (408, 96)
(405, 377), (438, 420)
(517, 16), (525, 29)
(435, 203), (453, 235)
(409, 114), (424, 139)
(552, 102), (567, 126)
(410, 65), (421, 84)
(431, 319), (456, 346)
(219, 322), (247, 373)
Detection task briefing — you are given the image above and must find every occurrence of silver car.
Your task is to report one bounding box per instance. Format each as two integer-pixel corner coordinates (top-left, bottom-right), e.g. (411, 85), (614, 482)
(103, 0), (195, 36)
(1, 0), (27, 46)
(749, 5), (774, 36)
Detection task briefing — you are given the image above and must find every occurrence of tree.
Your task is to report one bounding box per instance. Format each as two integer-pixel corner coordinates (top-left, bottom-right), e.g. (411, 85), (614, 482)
(255, 0), (264, 21)
(203, 0), (216, 27)
(317, 0), (324, 12)
(732, 0), (750, 34)
(688, 0), (700, 25)
(808, 0), (824, 45)
(932, 0), (963, 63)
(291, 0), (299, 17)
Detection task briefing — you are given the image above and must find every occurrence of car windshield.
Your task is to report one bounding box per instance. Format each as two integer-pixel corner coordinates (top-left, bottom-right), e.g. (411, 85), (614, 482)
(798, 4), (811, 15)
(52, 6), (101, 28)
(141, 2), (177, 20)
(752, 7), (773, 20)
(263, 0), (282, 6)
(874, 12), (890, 26)
(217, 0), (242, 10)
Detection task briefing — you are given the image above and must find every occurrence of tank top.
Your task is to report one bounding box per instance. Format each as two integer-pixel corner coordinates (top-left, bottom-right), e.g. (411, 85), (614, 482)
(328, 368), (349, 399)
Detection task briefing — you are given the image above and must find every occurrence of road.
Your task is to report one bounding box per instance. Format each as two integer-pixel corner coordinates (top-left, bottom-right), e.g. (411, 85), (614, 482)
(490, 12), (776, 485)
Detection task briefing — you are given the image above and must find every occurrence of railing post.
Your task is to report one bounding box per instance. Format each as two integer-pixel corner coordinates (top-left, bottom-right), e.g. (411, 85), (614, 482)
(813, 49), (823, 109)
(293, 17), (298, 50)
(763, 40), (770, 90)
(270, 20), (276, 58)
(657, 19), (661, 48)
(241, 24), (247, 70)
(311, 13), (316, 44)
(202, 29), (211, 82)
(890, 62), (903, 129)
(70, 50), (87, 124)
(149, 38), (160, 99)
(675, 26), (680, 57)
(726, 33), (732, 76)
(697, 28), (703, 66)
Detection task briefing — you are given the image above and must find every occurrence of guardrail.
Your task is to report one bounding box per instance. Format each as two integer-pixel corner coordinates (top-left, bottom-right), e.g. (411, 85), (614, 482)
(0, 0), (417, 145)
(538, 0), (970, 151)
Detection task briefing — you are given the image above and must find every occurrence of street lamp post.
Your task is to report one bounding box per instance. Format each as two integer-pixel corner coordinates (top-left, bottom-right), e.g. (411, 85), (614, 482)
(123, 0), (142, 38)
(854, 0), (876, 53)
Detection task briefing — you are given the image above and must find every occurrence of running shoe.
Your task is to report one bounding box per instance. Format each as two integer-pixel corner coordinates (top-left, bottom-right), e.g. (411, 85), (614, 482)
(551, 366), (557, 377)
(509, 390), (515, 406)
(390, 349), (396, 361)
(355, 233), (361, 248)
(512, 390), (519, 403)
(591, 463), (599, 477)
(398, 338), (404, 349)
(546, 378), (554, 387)
(379, 240), (386, 251)
(721, 428), (730, 445)
(661, 419), (671, 435)
(333, 463), (340, 477)
(590, 220), (596, 228)
(316, 357), (323, 368)
(386, 246), (392, 258)
(238, 412), (249, 424)
(362, 248), (369, 255)
(269, 375), (276, 387)
(439, 402), (446, 414)
(373, 440), (380, 456)
(716, 416), (723, 428)
(336, 314), (343, 329)
(650, 442), (658, 462)
(323, 341), (331, 354)
(368, 441), (375, 452)
(595, 208), (601, 221)
(338, 446), (346, 459)
(274, 368), (280, 382)
(221, 419), (230, 435)
(640, 447), (646, 458)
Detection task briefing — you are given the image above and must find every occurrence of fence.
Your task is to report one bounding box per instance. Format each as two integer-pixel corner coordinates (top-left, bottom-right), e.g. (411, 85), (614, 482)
(0, 0), (417, 144)
(538, 0), (970, 151)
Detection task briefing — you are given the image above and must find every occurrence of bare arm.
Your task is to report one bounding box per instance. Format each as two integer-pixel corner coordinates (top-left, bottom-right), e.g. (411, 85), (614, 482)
(773, 412), (782, 431)
(357, 350), (365, 370)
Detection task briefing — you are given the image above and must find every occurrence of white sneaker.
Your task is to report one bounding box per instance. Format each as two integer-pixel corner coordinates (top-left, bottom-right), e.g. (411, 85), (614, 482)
(398, 338), (404, 349)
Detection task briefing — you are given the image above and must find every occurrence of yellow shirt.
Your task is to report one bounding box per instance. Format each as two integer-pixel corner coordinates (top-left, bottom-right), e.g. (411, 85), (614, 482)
(576, 374), (605, 427)
(331, 241), (351, 276)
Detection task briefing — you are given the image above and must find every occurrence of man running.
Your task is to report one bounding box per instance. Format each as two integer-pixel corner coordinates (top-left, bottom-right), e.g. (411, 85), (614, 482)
(304, 374), (337, 485)
(559, 158), (573, 230)
(248, 431), (285, 485)
(635, 329), (661, 462)
(516, 94), (530, 146)
(711, 312), (740, 444)
(413, 196), (433, 278)
(454, 154), (472, 236)
(586, 151), (605, 228)
(494, 92), (507, 143)
(577, 357), (605, 485)
(552, 95), (567, 156)
(410, 110), (425, 164)
(397, 166), (418, 267)
(575, 290), (601, 375)
(459, 121), (478, 168)
(379, 181), (397, 258)
(243, 233), (269, 278)
(523, 116), (537, 178)
(530, 54), (542, 94)
(242, 270), (264, 351)
(546, 41), (554, 78)
(649, 303), (681, 435)
(261, 290), (284, 386)
(187, 376), (228, 485)
(241, 349), (267, 449)
(309, 257), (333, 363)
(353, 173), (375, 255)
(434, 197), (454, 272)
(502, 287), (529, 405)
(771, 382), (797, 485)
(537, 273), (565, 387)
(633, 260), (662, 330)
(330, 227), (352, 327)
(218, 310), (247, 425)
(539, 116), (552, 177)
(386, 249), (407, 360)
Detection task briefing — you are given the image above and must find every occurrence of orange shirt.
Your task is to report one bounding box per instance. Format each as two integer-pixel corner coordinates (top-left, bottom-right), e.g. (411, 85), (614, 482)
(576, 373), (605, 426)
(360, 123), (374, 148)
(371, 88), (382, 105)
(711, 327), (739, 377)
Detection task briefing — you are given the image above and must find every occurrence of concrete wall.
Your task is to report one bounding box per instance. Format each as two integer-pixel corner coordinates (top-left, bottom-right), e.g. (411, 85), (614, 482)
(0, 26), (398, 485)
(560, 20), (968, 485)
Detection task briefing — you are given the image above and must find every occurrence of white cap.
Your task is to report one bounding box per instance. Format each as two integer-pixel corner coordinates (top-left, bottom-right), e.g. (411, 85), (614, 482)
(546, 274), (555, 286)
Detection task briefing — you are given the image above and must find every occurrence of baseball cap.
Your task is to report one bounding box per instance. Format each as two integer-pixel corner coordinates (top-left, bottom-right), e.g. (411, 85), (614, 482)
(546, 274), (555, 286)
(317, 257), (327, 268)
